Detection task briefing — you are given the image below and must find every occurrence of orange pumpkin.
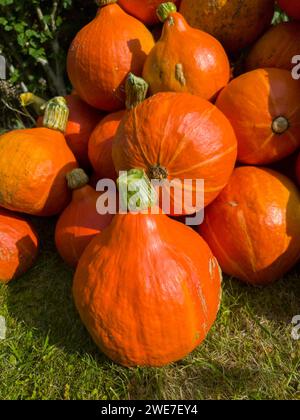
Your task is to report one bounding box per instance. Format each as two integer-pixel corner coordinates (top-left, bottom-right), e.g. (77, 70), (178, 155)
(278, 0), (300, 20)
(0, 98), (78, 216)
(143, 3), (230, 101)
(67, 0), (154, 112)
(36, 95), (104, 169)
(216, 68), (300, 165)
(73, 170), (222, 366)
(179, 0), (275, 54)
(245, 22), (300, 72)
(113, 92), (237, 215)
(55, 169), (114, 267)
(118, 0), (181, 25)
(199, 167), (300, 285)
(0, 209), (38, 283)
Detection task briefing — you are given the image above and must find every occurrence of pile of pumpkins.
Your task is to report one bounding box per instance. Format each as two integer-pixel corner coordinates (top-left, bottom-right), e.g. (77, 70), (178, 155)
(0, 0), (300, 367)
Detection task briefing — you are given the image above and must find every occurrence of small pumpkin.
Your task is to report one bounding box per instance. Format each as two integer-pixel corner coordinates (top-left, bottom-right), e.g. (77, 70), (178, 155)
(0, 98), (78, 216)
(55, 169), (114, 267)
(67, 0), (154, 111)
(118, 0), (181, 25)
(88, 73), (149, 181)
(26, 93), (104, 170)
(245, 22), (300, 72)
(0, 209), (38, 283)
(73, 169), (222, 366)
(143, 3), (230, 101)
(113, 91), (237, 215)
(199, 167), (300, 285)
(179, 0), (275, 54)
(216, 68), (300, 165)
(278, 0), (300, 20)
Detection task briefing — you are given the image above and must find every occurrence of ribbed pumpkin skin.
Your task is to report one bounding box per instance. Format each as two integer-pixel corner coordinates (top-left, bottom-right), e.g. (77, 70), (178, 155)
(73, 212), (222, 366)
(0, 128), (78, 216)
(67, 4), (154, 112)
(55, 186), (114, 267)
(0, 209), (38, 283)
(199, 167), (300, 285)
(112, 92), (237, 215)
(179, 0), (275, 54)
(216, 69), (300, 165)
(118, 0), (181, 25)
(245, 22), (300, 72)
(88, 111), (125, 181)
(143, 11), (230, 101)
(278, 0), (300, 20)
(38, 95), (103, 169)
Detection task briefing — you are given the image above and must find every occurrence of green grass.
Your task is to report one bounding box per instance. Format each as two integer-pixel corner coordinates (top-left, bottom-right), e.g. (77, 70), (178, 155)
(0, 217), (300, 400)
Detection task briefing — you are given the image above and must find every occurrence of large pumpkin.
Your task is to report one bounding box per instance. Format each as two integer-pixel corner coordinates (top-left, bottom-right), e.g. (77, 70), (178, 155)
(245, 22), (300, 72)
(0, 209), (38, 283)
(278, 0), (300, 20)
(216, 68), (300, 165)
(143, 3), (230, 101)
(179, 0), (275, 54)
(199, 167), (300, 286)
(113, 92), (237, 215)
(0, 98), (78, 216)
(67, 0), (154, 112)
(73, 170), (222, 366)
(55, 169), (114, 267)
(118, 0), (181, 25)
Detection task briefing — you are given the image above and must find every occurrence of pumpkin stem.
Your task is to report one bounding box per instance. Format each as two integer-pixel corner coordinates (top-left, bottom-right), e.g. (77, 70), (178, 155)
(272, 116), (289, 135)
(96, 0), (117, 7)
(125, 73), (149, 110)
(157, 2), (177, 22)
(43, 97), (69, 133)
(117, 169), (157, 212)
(20, 92), (47, 116)
(148, 165), (168, 181)
(66, 169), (89, 190)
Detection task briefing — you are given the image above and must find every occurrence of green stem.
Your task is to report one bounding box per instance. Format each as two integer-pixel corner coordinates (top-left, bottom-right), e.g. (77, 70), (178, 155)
(43, 96), (69, 133)
(20, 92), (47, 116)
(125, 73), (149, 110)
(66, 169), (89, 190)
(117, 169), (157, 212)
(157, 2), (177, 22)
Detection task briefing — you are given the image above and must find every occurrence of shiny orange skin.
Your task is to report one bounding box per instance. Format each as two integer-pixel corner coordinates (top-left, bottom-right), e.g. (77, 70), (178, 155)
(118, 0), (181, 25)
(179, 0), (275, 54)
(38, 95), (104, 169)
(73, 212), (222, 366)
(67, 4), (154, 112)
(143, 11), (230, 101)
(112, 92), (237, 215)
(88, 111), (125, 181)
(0, 128), (78, 216)
(55, 185), (114, 267)
(216, 69), (300, 165)
(199, 167), (300, 285)
(0, 209), (38, 283)
(245, 22), (300, 72)
(278, 0), (300, 20)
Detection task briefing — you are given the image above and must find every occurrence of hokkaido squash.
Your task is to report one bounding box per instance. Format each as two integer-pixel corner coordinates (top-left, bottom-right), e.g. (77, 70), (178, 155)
(216, 68), (300, 165)
(73, 169), (222, 366)
(0, 98), (78, 216)
(55, 169), (114, 267)
(143, 3), (230, 101)
(199, 166), (300, 285)
(112, 91), (237, 215)
(67, 0), (154, 112)
(118, 0), (181, 25)
(0, 209), (38, 283)
(278, 0), (300, 20)
(88, 73), (149, 181)
(179, 0), (275, 54)
(245, 22), (300, 72)
(26, 93), (104, 170)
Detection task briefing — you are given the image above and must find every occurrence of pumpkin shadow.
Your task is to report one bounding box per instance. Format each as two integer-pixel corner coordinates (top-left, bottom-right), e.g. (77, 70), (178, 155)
(5, 216), (106, 361)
